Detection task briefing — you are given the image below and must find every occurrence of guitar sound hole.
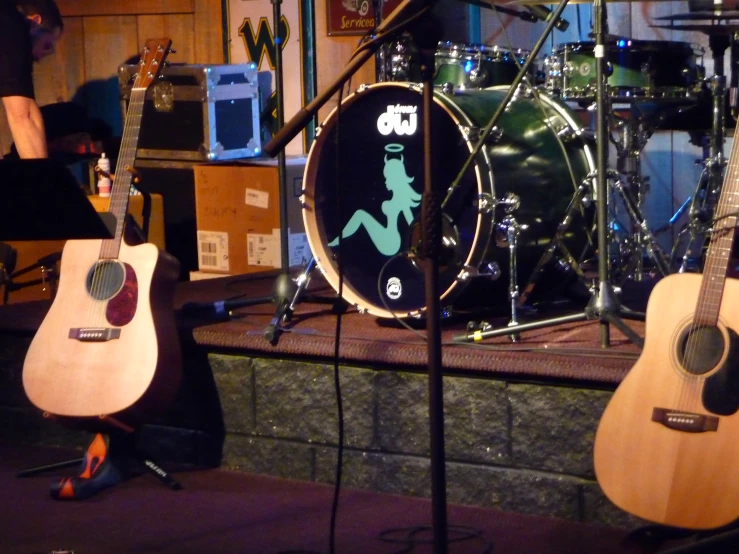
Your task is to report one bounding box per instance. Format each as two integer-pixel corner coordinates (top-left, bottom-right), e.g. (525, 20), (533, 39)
(86, 261), (125, 300)
(678, 324), (725, 375)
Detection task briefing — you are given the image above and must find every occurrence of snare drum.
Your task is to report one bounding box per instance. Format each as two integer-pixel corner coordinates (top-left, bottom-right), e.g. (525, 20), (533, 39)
(302, 83), (595, 318)
(546, 39), (703, 102)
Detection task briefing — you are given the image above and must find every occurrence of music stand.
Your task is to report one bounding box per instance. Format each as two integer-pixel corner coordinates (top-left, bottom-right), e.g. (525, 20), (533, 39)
(0, 159), (115, 241)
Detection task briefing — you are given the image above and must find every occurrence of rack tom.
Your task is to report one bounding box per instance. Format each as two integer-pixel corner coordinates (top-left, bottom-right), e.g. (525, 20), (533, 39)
(545, 39), (703, 102)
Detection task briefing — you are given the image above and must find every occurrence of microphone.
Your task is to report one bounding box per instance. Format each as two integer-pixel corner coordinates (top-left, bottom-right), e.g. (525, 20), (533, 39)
(523, 5), (569, 31)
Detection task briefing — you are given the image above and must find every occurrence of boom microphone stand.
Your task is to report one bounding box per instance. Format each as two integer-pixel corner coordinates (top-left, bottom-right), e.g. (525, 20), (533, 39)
(453, 0), (644, 348)
(263, 0), (300, 342)
(263, 2), (448, 551)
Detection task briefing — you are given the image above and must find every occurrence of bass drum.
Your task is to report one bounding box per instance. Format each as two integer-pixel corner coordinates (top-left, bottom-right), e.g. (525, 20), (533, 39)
(302, 83), (595, 318)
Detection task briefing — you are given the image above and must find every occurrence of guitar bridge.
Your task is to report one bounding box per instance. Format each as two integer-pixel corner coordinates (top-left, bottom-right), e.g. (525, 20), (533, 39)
(68, 328), (121, 342)
(652, 407), (719, 433)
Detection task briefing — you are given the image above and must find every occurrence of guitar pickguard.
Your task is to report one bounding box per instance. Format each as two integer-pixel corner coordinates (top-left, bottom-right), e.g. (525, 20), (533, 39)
(702, 327), (739, 415)
(673, 322), (739, 416)
(106, 263), (138, 327)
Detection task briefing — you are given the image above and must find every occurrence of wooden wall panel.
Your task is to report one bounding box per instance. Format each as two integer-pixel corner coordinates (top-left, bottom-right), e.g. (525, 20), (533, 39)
(137, 14), (196, 65)
(314, 0), (375, 123)
(193, 0), (225, 64)
(81, 16), (140, 136)
(56, 0), (196, 17)
(0, 0), (224, 157)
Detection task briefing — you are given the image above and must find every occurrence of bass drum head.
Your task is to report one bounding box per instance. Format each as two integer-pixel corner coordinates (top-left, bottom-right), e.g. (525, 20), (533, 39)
(303, 82), (487, 318)
(303, 83), (594, 318)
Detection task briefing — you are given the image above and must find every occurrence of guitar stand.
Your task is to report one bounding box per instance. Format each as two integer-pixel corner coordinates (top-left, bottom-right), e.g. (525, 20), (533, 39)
(17, 428), (182, 500)
(625, 522), (739, 553)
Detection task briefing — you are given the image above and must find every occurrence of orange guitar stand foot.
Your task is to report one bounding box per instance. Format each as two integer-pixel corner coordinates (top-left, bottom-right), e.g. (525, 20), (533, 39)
(50, 433), (128, 500)
(18, 431), (182, 500)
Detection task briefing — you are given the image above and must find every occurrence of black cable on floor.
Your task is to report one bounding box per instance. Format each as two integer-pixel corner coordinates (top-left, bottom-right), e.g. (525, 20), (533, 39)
(378, 524), (495, 554)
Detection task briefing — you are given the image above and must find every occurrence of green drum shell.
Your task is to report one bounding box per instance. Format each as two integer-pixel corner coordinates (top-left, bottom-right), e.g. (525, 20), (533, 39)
(556, 40), (702, 101)
(434, 43), (533, 89)
(440, 86), (594, 276)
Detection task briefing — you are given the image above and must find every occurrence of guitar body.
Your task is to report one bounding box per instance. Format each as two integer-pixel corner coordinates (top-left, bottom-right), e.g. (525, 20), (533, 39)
(22, 239), (182, 419)
(594, 273), (739, 529)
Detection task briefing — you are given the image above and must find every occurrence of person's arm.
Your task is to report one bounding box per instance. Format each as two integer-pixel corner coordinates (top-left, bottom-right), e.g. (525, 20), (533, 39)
(2, 95), (47, 158)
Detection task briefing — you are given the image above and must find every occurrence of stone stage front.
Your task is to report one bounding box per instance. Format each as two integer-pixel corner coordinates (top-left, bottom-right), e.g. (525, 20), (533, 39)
(0, 271), (651, 529)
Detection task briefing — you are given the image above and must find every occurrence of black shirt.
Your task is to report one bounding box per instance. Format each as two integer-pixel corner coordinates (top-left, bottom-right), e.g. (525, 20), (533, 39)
(0, 2), (34, 99)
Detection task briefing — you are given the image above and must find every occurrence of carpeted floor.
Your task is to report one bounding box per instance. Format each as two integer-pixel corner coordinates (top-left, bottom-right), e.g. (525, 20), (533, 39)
(1, 445), (676, 554)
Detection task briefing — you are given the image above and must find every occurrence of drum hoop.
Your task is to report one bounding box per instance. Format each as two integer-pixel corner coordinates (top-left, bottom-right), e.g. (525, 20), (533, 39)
(556, 40), (701, 57)
(302, 82), (491, 318)
(437, 41), (531, 59)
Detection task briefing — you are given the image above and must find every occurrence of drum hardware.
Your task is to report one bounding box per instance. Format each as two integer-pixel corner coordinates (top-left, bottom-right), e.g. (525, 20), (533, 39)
(495, 213), (524, 342)
(669, 75), (729, 273)
(649, 21), (738, 274)
(455, 0), (646, 349)
(607, 109), (670, 281)
(515, 176), (593, 309)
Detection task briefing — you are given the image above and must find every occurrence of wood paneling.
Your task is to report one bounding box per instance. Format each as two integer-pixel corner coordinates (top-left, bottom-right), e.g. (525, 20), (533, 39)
(0, 0), (224, 157)
(193, 0), (225, 64)
(57, 0), (196, 17)
(314, 0), (375, 123)
(137, 14), (196, 64)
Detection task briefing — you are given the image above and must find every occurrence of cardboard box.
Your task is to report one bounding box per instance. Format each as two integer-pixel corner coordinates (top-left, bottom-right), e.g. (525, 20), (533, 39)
(194, 156), (309, 275)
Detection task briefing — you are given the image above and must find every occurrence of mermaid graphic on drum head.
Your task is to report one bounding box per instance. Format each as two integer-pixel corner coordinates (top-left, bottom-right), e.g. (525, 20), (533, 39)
(328, 143), (422, 256)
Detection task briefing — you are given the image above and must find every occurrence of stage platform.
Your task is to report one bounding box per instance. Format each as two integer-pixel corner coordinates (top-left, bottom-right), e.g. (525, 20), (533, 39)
(0, 270), (654, 530)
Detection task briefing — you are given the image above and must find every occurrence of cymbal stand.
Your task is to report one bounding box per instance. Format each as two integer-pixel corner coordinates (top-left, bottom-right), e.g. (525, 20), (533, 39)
(663, 32), (732, 272)
(670, 74), (727, 272)
(608, 110), (670, 280)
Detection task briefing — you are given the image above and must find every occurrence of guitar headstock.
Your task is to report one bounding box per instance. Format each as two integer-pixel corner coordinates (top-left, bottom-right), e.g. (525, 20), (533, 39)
(133, 38), (173, 91)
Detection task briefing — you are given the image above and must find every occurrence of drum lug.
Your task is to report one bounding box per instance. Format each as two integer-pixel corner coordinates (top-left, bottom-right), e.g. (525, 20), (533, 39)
(496, 192), (520, 213)
(457, 261), (501, 282)
(477, 192), (496, 214)
(460, 125), (502, 144)
(440, 82), (455, 95)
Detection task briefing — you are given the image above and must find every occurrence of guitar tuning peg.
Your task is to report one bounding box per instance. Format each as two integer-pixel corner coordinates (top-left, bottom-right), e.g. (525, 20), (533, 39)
(168, 48), (177, 54)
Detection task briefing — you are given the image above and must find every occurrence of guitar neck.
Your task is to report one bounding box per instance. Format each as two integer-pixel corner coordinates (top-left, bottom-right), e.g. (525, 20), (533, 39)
(696, 126), (739, 326)
(99, 38), (171, 260)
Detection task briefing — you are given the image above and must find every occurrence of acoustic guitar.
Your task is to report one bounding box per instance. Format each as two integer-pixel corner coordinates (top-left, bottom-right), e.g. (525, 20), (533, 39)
(593, 126), (739, 529)
(22, 38), (182, 421)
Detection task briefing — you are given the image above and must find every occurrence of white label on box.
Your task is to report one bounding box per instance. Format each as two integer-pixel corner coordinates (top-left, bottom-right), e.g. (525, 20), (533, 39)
(245, 188), (269, 209)
(197, 231), (230, 272)
(289, 232), (309, 268)
(247, 232), (279, 267)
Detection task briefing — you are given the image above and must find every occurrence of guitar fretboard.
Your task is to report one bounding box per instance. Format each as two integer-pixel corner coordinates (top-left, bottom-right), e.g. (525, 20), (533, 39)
(695, 134), (739, 326)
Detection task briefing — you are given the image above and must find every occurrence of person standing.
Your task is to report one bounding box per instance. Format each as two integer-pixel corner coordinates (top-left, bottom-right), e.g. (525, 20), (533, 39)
(0, 0), (63, 159)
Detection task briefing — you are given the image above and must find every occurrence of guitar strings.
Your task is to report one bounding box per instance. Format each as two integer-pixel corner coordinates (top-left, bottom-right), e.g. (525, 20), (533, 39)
(677, 139), (739, 415)
(88, 67), (145, 329)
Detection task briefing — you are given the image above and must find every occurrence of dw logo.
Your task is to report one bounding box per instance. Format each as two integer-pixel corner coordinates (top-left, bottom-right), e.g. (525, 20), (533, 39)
(377, 105), (418, 136)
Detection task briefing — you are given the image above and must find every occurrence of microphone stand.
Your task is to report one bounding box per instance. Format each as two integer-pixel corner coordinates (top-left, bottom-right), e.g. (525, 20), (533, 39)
(264, 1), (449, 552)
(262, 0), (299, 343)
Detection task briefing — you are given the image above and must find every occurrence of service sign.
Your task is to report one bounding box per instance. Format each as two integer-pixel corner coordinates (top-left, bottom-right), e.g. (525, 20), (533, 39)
(228, 0), (307, 155)
(327, 0), (404, 37)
